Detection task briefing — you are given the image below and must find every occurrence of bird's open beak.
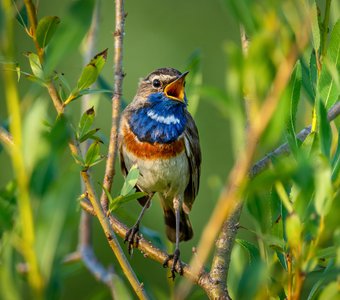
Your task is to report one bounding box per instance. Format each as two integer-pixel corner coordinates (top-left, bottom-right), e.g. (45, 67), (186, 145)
(164, 71), (189, 102)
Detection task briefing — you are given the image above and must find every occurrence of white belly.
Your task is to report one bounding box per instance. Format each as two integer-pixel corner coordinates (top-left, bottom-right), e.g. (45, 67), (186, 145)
(122, 146), (189, 199)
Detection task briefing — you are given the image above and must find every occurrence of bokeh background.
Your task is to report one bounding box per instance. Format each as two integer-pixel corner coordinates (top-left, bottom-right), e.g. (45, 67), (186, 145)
(1, 0), (339, 299)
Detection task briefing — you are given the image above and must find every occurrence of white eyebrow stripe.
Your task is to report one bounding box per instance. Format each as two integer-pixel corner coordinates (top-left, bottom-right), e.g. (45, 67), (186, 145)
(147, 110), (180, 125)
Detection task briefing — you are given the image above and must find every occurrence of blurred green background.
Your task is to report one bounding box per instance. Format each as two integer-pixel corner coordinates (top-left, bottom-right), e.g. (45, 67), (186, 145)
(1, 0), (339, 299)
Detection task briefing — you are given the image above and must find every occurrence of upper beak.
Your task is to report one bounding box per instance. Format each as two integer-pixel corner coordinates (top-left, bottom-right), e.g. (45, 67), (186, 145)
(164, 71), (189, 102)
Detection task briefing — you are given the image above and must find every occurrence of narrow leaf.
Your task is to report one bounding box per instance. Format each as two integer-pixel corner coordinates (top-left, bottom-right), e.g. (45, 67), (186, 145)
(286, 62), (302, 151)
(76, 49), (108, 91)
(310, 2), (320, 51)
(26, 52), (44, 79)
(109, 192), (146, 212)
(314, 157), (333, 216)
(120, 164), (140, 196)
(79, 128), (100, 143)
(36, 16), (61, 49)
(77, 107), (95, 140)
(185, 50), (202, 116)
(85, 141), (101, 167)
(317, 100), (332, 158)
(285, 213), (302, 252)
(318, 21), (340, 108)
(236, 239), (260, 264)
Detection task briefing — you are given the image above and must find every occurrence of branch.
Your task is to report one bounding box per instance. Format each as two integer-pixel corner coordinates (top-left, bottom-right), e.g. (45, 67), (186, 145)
(176, 16), (312, 299)
(81, 172), (148, 299)
(207, 27), (250, 300)
(80, 200), (213, 291)
(76, 2), (118, 297)
(100, 0), (126, 211)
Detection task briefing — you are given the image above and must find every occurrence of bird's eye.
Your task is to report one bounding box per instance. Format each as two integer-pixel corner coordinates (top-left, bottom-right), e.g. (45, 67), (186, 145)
(152, 79), (161, 88)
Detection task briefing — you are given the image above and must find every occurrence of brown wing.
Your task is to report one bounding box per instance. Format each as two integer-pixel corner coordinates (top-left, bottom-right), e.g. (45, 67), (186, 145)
(183, 111), (201, 213)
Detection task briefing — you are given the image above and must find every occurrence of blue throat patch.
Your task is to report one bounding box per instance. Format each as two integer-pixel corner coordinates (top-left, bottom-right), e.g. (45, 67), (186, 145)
(129, 93), (187, 144)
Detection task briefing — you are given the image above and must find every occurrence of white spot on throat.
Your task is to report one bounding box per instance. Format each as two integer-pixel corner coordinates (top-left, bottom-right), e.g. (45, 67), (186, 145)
(147, 110), (180, 125)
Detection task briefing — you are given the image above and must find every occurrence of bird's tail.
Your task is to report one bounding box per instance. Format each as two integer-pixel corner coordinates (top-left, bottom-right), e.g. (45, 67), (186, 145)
(163, 208), (193, 243)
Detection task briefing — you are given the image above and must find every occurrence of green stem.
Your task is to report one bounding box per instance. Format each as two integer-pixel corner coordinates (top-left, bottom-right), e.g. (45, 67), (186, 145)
(1, 0), (43, 298)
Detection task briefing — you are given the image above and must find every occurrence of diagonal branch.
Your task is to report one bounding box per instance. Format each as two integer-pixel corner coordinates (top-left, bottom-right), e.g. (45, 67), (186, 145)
(176, 16), (312, 300)
(100, 0), (126, 212)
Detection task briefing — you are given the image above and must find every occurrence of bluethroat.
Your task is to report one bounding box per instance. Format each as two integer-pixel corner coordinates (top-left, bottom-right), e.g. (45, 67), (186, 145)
(119, 68), (201, 278)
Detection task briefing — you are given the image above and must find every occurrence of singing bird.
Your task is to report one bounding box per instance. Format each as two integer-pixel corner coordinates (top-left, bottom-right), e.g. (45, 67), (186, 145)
(119, 68), (201, 278)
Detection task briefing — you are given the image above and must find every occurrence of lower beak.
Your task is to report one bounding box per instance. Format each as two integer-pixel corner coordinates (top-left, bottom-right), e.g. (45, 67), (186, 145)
(164, 71), (189, 102)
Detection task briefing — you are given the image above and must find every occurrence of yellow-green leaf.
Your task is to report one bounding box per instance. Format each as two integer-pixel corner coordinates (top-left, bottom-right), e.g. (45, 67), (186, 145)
(76, 49), (108, 91)
(36, 16), (60, 49)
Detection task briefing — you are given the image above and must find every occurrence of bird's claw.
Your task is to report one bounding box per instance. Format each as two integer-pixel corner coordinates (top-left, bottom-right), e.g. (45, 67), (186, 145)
(124, 225), (140, 255)
(163, 248), (183, 280)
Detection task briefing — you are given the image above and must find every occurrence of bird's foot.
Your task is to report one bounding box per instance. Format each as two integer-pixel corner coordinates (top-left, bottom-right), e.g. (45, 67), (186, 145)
(124, 224), (140, 255)
(163, 248), (183, 280)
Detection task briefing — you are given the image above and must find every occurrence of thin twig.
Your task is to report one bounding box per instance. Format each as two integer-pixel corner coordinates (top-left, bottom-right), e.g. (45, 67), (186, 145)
(0, 127), (14, 146)
(100, 0), (126, 211)
(81, 172), (148, 300)
(80, 200), (213, 289)
(176, 16), (311, 299)
(78, 2), (117, 297)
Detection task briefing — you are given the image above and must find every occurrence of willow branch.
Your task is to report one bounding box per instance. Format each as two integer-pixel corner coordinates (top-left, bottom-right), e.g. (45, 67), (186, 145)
(207, 27), (250, 300)
(176, 17), (311, 300)
(81, 172), (148, 299)
(100, 0), (126, 211)
(76, 2), (117, 297)
(80, 200), (213, 291)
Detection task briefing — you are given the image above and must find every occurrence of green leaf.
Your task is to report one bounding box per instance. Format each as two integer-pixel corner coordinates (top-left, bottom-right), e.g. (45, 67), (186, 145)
(79, 128), (100, 143)
(184, 49), (202, 116)
(318, 282), (339, 300)
(285, 213), (302, 251)
(120, 164), (140, 196)
(331, 130), (340, 181)
(236, 239), (260, 264)
(76, 49), (108, 91)
(301, 56), (315, 102)
(85, 141), (102, 168)
(318, 20), (340, 108)
(310, 1), (320, 51)
(71, 152), (85, 166)
(36, 16), (60, 49)
(109, 192), (146, 212)
(26, 52), (44, 79)
(314, 157), (333, 216)
(15, 4), (28, 29)
(286, 61), (302, 151)
(317, 100), (332, 158)
(77, 107), (95, 140)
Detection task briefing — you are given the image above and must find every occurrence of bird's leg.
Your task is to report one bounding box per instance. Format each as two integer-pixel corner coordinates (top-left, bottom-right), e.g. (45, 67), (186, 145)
(124, 195), (152, 255)
(163, 196), (183, 279)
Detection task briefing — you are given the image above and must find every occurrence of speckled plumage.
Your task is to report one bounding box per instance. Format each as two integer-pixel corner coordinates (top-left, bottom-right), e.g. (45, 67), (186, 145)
(118, 68), (201, 277)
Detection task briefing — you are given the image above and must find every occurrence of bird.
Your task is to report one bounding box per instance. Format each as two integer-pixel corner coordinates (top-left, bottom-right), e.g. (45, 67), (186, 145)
(118, 67), (201, 279)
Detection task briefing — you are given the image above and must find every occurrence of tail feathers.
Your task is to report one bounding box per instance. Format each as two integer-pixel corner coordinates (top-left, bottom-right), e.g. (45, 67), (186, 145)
(164, 209), (193, 243)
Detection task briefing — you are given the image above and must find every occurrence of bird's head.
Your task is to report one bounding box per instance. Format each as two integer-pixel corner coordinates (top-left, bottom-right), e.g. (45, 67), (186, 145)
(135, 68), (189, 104)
